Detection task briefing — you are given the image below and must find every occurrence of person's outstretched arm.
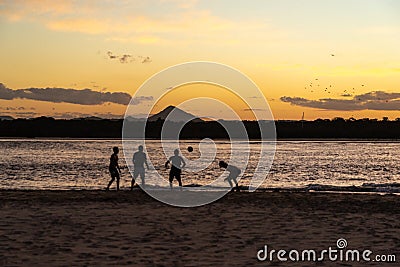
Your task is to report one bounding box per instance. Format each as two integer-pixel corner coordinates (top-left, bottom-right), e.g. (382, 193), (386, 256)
(165, 160), (170, 168)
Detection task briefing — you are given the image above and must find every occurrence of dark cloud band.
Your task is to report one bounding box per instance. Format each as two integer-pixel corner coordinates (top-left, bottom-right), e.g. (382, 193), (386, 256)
(281, 91), (400, 111)
(0, 83), (151, 106)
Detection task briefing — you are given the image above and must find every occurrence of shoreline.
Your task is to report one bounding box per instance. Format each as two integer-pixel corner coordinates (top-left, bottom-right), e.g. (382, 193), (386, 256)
(1, 137), (400, 142)
(1, 182), (399, 194)
(0, 189), (399, 202)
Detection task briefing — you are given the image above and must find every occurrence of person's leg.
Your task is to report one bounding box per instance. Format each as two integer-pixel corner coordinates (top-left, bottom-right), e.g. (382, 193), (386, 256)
(233, 177), (239, 192)
(140, 171), (145, 187)
(107, 176), (115, 190)
(130, 179), (135, 190)
(176, 173), (182, 190)
(169, 171), (174, 189)
(176, 168), (182, 190)
(116, 173), (120, 191)
(227, 173), (237, 191)
(227, 179), (233, 188)
(131, 172), (138, 190)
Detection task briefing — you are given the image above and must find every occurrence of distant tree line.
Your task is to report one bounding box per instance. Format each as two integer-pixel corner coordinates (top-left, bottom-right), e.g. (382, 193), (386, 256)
(0, 117), (399, 139)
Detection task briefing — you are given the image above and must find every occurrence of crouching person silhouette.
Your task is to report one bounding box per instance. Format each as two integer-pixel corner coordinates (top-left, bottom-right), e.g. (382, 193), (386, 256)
(219, 160), (241, 192)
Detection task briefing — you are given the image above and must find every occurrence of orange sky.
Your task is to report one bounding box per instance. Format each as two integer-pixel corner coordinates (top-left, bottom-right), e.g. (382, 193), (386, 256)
(0, 0), (399, 120)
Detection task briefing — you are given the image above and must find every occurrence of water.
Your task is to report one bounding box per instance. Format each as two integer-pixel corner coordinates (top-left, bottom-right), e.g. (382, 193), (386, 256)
(1, 139), (399, 191)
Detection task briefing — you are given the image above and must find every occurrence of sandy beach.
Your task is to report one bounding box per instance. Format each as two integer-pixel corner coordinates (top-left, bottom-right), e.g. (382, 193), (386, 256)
(0, 190), (398, 266)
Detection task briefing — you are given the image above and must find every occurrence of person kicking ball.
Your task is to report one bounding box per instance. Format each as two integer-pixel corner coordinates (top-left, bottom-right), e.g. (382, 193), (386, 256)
(165, 149), (186, 190)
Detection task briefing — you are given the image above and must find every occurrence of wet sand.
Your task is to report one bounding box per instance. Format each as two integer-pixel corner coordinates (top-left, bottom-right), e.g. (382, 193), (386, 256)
(0, 190), (398, 266)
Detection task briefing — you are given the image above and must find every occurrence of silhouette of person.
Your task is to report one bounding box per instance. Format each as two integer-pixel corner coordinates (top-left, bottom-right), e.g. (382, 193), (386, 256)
(131, 145), (149, 190)
(107, 146), (121, 191)
(165, 149), (186, 190)
(219, 160), (241, 192)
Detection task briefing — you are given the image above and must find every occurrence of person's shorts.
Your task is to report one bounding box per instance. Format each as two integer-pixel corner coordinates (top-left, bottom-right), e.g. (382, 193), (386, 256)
(169, 166), (181, 181)
(133, 167), (145, 178)
(109, 168), (120, 178)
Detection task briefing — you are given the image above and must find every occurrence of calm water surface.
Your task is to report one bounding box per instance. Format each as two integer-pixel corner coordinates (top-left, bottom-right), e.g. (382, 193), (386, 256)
(1, 139), (399, 190)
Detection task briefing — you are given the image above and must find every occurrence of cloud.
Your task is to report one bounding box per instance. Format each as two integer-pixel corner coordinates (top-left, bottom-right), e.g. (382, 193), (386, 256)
(0, 111), (38, 118)
(280, 91), (400, 111)
(0, 83), (134, 105)
(243, 108), (268, 111)
(105, 51), (151, 64)
(0, 1), (269, 45)
(52, 112), (123, 119)
(0, 109), (124, 119)
(0, 106), (35, 111)
(0, 0), (74, 21)
(107, 51), (133, 63)
(107, 51), (117, 59)
(140, 56), (152, 63)
(130, 96), (153, 105)
(119, 54), (132, 63)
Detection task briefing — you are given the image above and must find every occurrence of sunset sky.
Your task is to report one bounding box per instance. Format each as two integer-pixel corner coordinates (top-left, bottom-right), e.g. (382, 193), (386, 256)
(0, 0), (399, 120)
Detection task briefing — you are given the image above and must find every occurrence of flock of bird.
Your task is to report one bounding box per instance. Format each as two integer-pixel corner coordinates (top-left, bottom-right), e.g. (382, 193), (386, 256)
(304, 78), (368, 99)
(304, 80), (368, 99)
(303, 54), (367, 98)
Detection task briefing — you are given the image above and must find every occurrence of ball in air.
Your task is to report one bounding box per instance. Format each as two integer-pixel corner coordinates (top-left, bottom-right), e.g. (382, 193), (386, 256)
(187, 146), (193, 152)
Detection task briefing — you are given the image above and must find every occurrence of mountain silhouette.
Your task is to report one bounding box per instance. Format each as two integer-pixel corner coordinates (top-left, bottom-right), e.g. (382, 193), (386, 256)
(0, 116), (14, 120)
(148, 105), (203, 122)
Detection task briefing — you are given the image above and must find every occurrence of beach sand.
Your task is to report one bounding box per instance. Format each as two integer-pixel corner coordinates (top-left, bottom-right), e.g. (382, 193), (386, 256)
(0, 190), (398, 266)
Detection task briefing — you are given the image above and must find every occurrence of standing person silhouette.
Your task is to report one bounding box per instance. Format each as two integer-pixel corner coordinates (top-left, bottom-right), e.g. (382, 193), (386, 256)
(165, 149), (186, 190)
(107, 147), (121, 191)
(131, 145), (149, 190)
(219, 160), (241, 192)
